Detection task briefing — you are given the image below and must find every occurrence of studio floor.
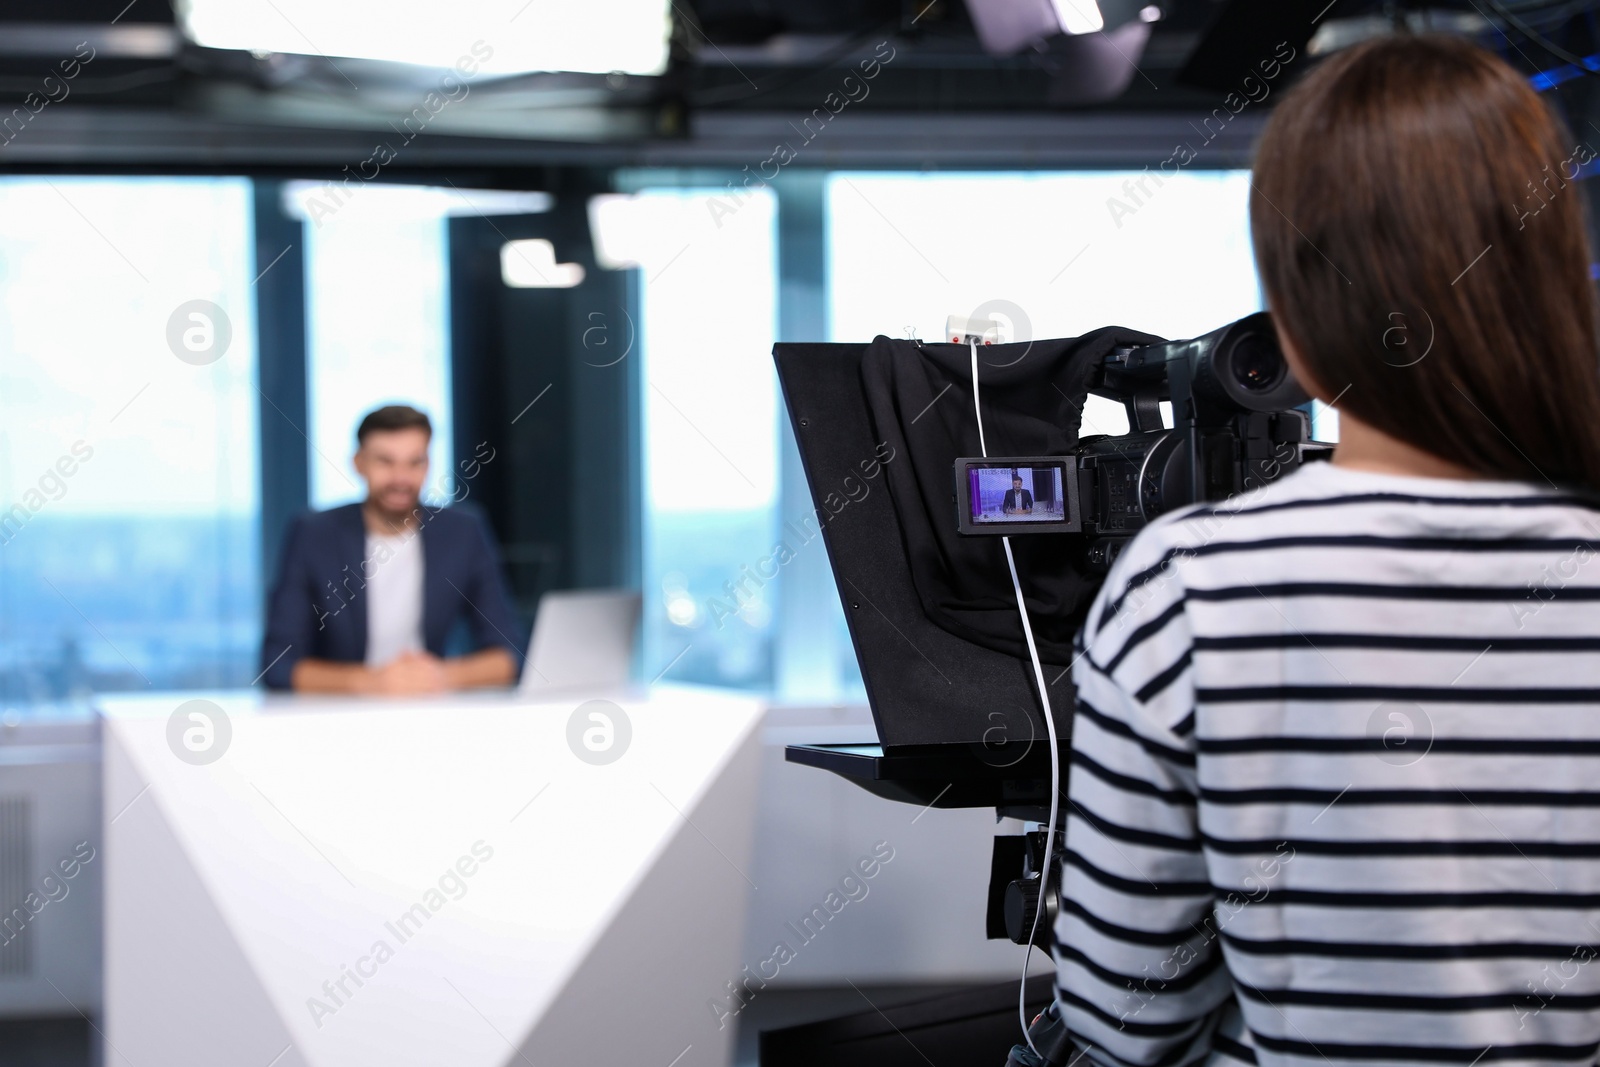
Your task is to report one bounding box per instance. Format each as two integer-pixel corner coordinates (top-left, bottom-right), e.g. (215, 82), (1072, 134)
(0, 984), (977, 1067)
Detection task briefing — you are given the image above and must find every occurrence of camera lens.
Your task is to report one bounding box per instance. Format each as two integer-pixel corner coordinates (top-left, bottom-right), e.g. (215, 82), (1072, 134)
(1230, 335), (1284, 393)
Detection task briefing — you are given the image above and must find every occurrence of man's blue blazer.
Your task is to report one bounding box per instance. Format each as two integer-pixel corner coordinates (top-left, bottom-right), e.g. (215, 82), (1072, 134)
(259, 503), (525, 689)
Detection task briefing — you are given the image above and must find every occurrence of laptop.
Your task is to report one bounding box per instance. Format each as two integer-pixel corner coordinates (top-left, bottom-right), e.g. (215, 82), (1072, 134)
(516, 588), (642, 696)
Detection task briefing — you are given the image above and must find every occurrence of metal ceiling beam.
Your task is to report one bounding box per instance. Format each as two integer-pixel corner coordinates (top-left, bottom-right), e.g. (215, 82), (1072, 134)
(0, 106), (1266, 172)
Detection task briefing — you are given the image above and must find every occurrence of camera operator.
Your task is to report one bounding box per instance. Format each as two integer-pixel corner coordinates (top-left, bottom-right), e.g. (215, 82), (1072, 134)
(1041, 34), (1600, 1063)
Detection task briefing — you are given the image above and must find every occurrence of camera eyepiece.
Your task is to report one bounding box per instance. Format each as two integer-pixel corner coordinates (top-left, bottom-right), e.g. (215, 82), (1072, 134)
(1196, 311), (1308, 414)
(1227, 332), (1285, 394)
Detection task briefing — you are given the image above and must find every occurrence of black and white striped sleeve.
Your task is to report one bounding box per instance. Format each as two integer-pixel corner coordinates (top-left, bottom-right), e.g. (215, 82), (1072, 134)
(1054, 531), (1232, 1065)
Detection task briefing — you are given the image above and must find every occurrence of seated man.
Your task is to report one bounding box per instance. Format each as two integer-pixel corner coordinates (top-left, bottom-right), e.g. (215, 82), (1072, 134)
(260, 404), (522, 694)
(1002, 473), (1033, 515)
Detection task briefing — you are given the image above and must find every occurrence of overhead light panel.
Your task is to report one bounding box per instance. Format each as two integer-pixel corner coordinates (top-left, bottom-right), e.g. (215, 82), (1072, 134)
(966, 0), (1155, 54)
(175, 0), (672, 76)
(501, 240), (585, 288)
(1052, 0), (1105, 36)
(281, 183), (552, 223)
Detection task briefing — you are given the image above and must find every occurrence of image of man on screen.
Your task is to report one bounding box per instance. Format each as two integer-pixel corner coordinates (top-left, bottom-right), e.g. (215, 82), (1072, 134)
(1002, 473), (1033, 515)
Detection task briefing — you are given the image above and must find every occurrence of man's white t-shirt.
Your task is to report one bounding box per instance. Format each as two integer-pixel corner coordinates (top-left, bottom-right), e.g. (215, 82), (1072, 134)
(364, 531), (425, 667)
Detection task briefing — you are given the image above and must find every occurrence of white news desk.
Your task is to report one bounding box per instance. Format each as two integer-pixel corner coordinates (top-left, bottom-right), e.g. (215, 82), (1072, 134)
(98, 686), (764, 1067)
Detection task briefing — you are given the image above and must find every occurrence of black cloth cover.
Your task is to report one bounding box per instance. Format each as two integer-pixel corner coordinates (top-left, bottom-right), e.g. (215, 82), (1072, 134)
(861, 328), (1165, 663)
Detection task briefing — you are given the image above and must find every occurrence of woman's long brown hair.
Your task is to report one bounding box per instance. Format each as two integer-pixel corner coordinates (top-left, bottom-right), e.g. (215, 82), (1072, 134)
(1250, 33), (1600, 490)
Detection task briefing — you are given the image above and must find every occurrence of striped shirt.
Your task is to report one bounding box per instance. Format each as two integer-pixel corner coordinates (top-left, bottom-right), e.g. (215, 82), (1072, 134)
(1053, 459), (1600, 1066)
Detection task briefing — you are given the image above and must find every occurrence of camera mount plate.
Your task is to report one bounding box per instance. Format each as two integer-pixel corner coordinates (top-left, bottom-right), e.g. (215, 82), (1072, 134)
(785, 741), (1061, 820)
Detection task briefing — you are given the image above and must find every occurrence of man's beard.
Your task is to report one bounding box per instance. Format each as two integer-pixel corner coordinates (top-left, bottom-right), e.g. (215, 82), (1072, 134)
(368, 489), (422, 527)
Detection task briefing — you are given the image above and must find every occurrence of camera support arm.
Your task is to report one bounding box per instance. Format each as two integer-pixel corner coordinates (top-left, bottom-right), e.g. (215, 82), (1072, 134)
(1164, 352), (1205, 506)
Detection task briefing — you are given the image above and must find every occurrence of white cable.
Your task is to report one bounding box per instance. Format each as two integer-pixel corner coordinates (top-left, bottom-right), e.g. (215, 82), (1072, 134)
(970, 337), (990, 457)
(970, 340), (1064, 1059)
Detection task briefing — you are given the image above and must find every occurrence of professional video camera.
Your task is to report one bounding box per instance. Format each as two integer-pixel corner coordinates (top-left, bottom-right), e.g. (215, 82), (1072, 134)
(951, 312), (1325, 569)
(767, 313), (1329, 1065)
